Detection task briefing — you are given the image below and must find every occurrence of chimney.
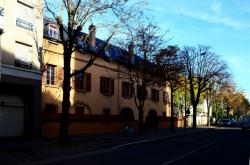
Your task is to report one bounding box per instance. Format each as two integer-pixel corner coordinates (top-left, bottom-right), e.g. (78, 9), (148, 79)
(88, 24), (96, 48)
(128, 41), (134, 60)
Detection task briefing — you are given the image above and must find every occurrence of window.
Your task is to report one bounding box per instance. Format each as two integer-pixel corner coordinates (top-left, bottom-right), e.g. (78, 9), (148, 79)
(44, 104), (57, 113)
(122, 82), (133, 98)
(151, 88), (159, 102)
(16, 1), (34, 31)
(137, 85), (147, 100)
(49, 25), (58, 40)
(46, 64), (56, 85)
(103, 108), (111, 116)
(163, 91), (169, 104)
(100, 77), (114, 96)
(74, 72), (91, 92)
(105, 49), (111, 57)
(15, 42), (33, 69)
(75, 107), (85, 115)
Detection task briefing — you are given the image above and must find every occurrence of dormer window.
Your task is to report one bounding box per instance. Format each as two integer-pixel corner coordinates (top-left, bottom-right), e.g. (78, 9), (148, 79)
(105, 49), (111, 57)
(49, 25), (58, 40)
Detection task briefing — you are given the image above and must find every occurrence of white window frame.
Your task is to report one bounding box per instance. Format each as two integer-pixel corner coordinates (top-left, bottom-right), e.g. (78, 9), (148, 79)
(49, 25), (58, 40)
(46, 64), (56, 85)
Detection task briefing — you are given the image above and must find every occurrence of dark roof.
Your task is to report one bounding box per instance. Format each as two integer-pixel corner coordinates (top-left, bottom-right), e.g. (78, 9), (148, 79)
(43, 18), (142, 66)
(77, 32), (142, 66)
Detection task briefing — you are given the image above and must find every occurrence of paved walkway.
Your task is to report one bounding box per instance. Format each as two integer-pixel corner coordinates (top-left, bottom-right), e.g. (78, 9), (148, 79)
(0, 127), (213, 165)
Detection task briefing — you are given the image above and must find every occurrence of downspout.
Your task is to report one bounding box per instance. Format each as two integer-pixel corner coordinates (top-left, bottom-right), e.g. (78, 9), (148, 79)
(117, 63), (120, 114)
(0, 31), (2, 82)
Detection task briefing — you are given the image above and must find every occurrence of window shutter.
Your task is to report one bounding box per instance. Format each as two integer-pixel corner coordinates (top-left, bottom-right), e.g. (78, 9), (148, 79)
(56, 66), (64, 86)
(86, 73), (91, 92)
(100, 77), (104, 94)
(151, 88), (154, 100)
(17, 2), (34, 24)
(156, 90), (159, 102)
(137, 85), (140, 99)
(145, 89), (148, 100)
(129, 83), (133, 98)
(72, 71), (76, 89)
(122, 82), (125, 97)
(163, 91), (166, 104)
(111, 79), (114, 95)
(42, 64), (47, 84)
(15, 42), (33, 64)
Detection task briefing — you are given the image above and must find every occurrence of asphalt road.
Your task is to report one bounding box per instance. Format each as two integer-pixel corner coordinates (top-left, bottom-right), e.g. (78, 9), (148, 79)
(30, 128), (250, 165)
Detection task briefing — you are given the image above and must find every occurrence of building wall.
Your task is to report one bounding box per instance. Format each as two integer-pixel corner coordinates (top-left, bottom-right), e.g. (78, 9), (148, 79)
(1, 0), (43, 69)
(42, 38), (171, 137)
(0, 0), (43, 138)
(186, 100), (211, 127)
(42, 38), (171, 119)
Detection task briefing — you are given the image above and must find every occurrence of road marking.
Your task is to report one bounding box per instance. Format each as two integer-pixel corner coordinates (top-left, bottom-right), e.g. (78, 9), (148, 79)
(201, 139), (222, 149)
(112, 129), (211, 150)
(160, 151), (197, 165)
(20, 148), (113, 165)
(111, 138), (158, 150)
(20, 129), (212, 165)
(160, 139), (222, 165)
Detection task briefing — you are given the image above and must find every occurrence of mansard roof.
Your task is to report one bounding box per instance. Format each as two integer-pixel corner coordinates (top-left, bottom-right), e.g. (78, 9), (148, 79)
(43, 18), (142, 66)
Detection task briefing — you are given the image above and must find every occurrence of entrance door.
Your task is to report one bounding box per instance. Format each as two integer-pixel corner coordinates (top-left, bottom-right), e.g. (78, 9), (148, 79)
(0, 95), (24, 137)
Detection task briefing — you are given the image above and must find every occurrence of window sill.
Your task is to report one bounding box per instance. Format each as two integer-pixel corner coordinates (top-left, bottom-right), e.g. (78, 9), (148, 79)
(102, 93), (112, 97)
(122, 96), (133, 99)
(43, 84), (60, 89)
(75, 89), (88, 93)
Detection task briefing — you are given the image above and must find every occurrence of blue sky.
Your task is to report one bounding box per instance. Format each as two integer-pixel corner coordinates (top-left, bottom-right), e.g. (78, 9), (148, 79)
(145, 0), (250, 100)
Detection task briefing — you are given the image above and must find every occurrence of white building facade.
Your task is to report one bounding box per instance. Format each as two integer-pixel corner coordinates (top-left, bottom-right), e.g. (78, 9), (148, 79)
(0, 0), (43, 138)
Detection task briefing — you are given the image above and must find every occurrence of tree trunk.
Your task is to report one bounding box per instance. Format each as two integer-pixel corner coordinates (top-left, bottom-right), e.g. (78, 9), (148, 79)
(192, 105), (197, 128)
(59, 50), (71, 144)
(207, 108), (210, 127)
(138, 107), (144, 135)
(170, 85), (175, 131)
(206, 89), (212, 127)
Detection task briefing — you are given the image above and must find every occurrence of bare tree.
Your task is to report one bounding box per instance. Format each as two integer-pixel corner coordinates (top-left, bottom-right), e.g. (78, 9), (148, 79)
(118, 20), (167, 134)
(181, 45), (229, 128)
(45, 0), (145, 144)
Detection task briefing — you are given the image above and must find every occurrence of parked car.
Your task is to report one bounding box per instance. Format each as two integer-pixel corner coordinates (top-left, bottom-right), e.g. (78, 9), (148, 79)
(230, 118), (238, 127)
(241, 115), (250, 130)
(218, 119), (231, 127)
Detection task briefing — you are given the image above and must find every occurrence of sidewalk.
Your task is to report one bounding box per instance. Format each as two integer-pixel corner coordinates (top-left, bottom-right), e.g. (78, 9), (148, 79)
(0, 127), (213, 165)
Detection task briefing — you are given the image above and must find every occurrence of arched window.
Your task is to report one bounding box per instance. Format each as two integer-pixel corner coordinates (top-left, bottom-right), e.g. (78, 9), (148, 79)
(120, 108), (134, 120)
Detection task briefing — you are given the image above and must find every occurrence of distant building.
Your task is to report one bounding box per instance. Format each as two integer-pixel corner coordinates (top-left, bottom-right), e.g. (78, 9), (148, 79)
(0, 0), (43, 138)
(186, 100), (212, 127)
(41, 20), (172, 138)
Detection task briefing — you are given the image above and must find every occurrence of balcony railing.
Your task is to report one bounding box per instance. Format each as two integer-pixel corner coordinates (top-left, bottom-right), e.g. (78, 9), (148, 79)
(15, 59), (32, 69)
(0, 6), (3, 16)
(16, 18), (33, 31)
